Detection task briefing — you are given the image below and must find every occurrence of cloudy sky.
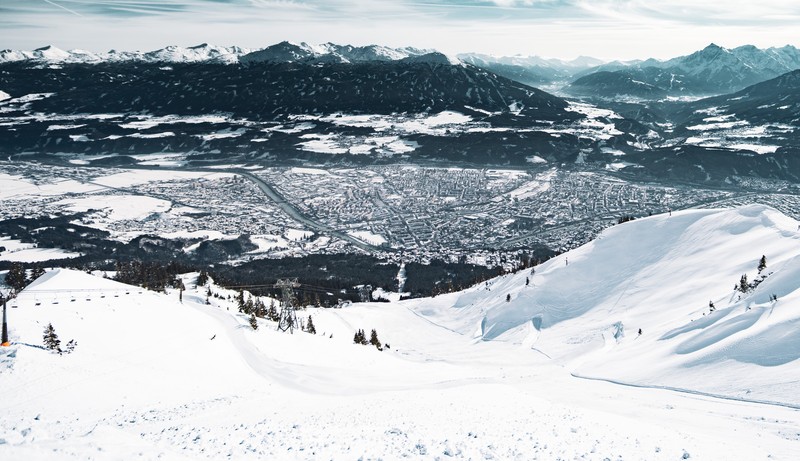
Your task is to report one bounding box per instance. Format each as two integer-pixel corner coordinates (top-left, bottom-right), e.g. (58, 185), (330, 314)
(1, 0), (799, 60)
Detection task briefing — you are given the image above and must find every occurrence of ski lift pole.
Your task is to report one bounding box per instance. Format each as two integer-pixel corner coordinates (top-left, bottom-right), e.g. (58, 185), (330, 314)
(2, 294), (9, 346)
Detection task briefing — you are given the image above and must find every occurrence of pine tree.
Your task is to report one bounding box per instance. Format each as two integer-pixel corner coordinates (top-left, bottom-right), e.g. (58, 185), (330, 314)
(197, 270), (209, 286)
(5, 262), (27, 292)
(267, 300), (279, 321)
(43, 323), (61, 354)
(758, 255), (767, 273)
(370, 329), (382, 350)
(506, 294), (511, 302)
(30, 265), (46, 281)
(249, 312), (258, 330)
(739, 274), (749, 293)
(353, 329), (364, 344)
(242, 297), (254, 315)
(253, 298), (266, 318)
(306, 315), (316, 334)
(64, 339), (77, 354)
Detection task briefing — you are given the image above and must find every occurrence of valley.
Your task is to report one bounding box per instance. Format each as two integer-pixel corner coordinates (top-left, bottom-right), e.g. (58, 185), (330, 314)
(2, 37), (800, 460)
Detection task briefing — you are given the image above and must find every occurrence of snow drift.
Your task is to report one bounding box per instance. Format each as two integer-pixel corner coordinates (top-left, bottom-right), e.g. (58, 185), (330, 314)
(411, 204), (800, 405)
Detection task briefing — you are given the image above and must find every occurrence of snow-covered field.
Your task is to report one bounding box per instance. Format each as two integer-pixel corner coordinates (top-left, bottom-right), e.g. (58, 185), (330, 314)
(683, 109), (792, 154)
(1, 205), (799, 460)
(0, 236), (81, 262)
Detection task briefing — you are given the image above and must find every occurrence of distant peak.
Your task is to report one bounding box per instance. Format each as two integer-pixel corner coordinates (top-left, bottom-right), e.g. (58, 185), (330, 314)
(401, 51), (460, 65)
(702, 43), (725, 52)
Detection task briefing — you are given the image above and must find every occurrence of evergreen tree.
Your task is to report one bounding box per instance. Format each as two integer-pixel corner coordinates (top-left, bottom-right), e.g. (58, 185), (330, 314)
(64, 339), (77, 354)
(197, 270), (209, 286)
(30, 265), (46, 281)
(506, 293), (511, 302)
(5, 262), (27, 292)
(267, 300), (279, 321)
(242, 297), (255, 315)
(369, 329), (382, 350)
(306, 315), (316, 334)
(43, 323), (61, 354)
(237, 291), (246, 312)
(739, 274), (749, 293)
(249, 312), (258, 330)
(253, 298), (266, 318)
(353, 329), (364, 344)
(758, 255), (767, 273)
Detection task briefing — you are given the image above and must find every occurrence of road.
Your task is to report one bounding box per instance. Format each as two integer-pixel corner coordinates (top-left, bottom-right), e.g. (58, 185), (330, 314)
(233, 169), (383, 253)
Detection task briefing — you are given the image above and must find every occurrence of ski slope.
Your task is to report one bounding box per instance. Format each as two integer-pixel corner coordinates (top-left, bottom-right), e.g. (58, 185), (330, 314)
(1, 204), (799, 460)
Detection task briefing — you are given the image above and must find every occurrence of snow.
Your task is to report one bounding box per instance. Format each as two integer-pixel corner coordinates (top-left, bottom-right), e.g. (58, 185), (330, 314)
(89, 170), (233, 188)
(248, 234), (289, 252)
(687, 120), (750, 130)
(46, 124), (86, 131)
(130, 152), (187, 167)
(413, 204), (800, 406)
(0, 173), (101, 199)
(348, 230), (388, 246)
(127, 131), (175, 139)
(296, 134), (349, 154)
(55, 195), (172, 221)
(682, 118), (788, 154)
(0, 237), (81, 262)
(727, 143), (780, 154)
(119, 114), (235, 130)
(289, 167), (330, 175)
(284, 228), (313, 241)
(605, 161), (638, 171)
(0, 90), (11, 102)
(507, 168), (555, 199)
(2, 206), (800, 459)
(196, 128), (246, 141)
(0, 44), (250, 64)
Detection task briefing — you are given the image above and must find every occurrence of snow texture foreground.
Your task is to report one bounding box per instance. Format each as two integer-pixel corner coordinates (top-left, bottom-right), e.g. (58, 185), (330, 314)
(1, 205), (800, 460)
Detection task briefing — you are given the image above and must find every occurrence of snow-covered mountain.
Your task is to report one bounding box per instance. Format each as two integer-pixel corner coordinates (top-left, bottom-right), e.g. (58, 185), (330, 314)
(658, 69), (800, 161)
(457, 52), (604, 86)
(569, 43), (800, 98)
(0, 50), (590, 166)
(2, 204), (800, 459)
(0, 42), (435, 65)
(411, 204), (800, 405)
(239, 41), (433, 64)
(0, 43), (250, 64)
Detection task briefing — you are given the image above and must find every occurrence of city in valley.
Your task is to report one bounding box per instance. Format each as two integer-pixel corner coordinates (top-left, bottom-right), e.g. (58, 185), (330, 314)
(2, 160), (799, 269)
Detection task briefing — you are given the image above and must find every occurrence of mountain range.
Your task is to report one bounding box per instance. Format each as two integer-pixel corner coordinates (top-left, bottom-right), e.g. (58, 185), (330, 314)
(0, 41), (434, 66)
(1, 41), (799, 182)
(568, 43), (800, 98)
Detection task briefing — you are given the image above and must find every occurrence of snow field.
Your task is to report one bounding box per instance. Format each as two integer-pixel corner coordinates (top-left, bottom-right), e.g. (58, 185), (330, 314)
(414, 204), (800, 406)
(2, 204), (800, 459)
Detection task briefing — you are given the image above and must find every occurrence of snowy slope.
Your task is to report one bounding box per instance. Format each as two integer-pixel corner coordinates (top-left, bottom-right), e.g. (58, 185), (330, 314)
(2, 211), (800, 460)
(410, 204), (800, 405)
